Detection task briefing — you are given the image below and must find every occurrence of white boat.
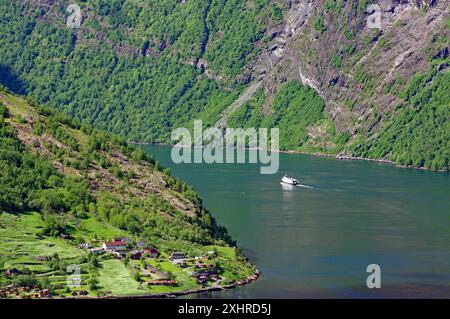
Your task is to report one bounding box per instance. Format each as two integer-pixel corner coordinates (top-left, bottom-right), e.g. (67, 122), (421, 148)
(281, 175), (300, 186)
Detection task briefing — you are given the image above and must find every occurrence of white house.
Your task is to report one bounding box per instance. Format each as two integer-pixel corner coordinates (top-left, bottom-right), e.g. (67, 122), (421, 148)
(102, 241), (127, 252)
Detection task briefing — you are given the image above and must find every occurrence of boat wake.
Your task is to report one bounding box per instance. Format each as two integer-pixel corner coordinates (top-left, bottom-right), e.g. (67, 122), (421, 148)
(281, 182), (316, 190)
(296, 184), (315, 190)
(280, 174), (316, 190)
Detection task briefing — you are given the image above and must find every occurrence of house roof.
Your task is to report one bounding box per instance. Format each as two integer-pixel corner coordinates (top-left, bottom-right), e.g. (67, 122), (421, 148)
(104, 241), (126, 246)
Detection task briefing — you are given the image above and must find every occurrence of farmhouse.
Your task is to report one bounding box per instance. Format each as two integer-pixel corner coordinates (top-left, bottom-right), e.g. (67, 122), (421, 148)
(194, 263), (215, 269)
(143, 247), (158, 258)
(113, 237), (132, 244)
(102, 241), (127, 252)
(130, 250), (143, 260)
(146, 279), (177, 286)
(170, 252), (187, 260)
(192, 270), (219, 285)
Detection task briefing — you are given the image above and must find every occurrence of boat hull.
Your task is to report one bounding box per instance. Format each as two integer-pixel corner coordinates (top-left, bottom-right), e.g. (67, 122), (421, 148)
(281, 176), (300, 185)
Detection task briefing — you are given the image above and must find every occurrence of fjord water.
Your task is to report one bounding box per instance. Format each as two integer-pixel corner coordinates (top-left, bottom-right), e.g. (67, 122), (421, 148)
(143, 146), (450, 298)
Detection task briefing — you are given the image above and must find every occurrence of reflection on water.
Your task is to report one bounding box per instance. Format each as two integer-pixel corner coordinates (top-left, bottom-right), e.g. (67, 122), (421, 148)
(143, 145), (450, 298)
(280, 182), (295, 191)
(281, 183), (296, 209)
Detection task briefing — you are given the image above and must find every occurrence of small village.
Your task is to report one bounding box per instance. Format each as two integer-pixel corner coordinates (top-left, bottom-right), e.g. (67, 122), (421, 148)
(0, 236), (232, 299)
(83, 237), (223, 289)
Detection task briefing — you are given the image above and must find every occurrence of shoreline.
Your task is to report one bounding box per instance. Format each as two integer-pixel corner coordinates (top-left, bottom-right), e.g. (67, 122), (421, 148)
(130, 142), (449, 173)
(100, 269), (261, 299)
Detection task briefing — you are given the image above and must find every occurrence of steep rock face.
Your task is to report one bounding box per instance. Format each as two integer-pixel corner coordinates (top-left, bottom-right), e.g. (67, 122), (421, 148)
(254, 1), (315, 81)
(260, 0), (449, 138)
(264, 1), (449, 124)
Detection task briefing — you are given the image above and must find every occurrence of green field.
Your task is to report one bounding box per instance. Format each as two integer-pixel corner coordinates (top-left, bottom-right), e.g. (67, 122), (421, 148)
(0, 212), (85, 271)
(97, 259), (144, 296)
(77, 218), (128, 241)
(147, 260), (198, 293)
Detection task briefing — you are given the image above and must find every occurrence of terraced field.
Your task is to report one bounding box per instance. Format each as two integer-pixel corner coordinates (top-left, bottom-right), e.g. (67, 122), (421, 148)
(0, 212), (85, 271)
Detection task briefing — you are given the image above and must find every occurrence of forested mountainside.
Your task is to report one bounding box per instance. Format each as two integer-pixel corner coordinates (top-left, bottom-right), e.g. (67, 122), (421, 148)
(0, 0), (449, 170)
(0, 89), (255, 297)
(0, 0), (279, 141)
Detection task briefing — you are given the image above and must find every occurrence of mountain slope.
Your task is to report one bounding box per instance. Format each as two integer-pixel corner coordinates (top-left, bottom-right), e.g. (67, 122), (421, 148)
(0, 89), (255, 297)
(0, 0), (449, 171)
(238, 0), (449, 170)
(0, 0), (279, 141)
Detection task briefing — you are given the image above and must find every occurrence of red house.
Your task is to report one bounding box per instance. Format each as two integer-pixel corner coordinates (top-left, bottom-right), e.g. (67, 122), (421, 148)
(143, 248), (158, 258)
(130, 250), (143, 260)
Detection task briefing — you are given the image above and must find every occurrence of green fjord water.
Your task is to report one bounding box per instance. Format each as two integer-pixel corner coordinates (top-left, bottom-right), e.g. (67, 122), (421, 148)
(143, 146), (450, 298)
